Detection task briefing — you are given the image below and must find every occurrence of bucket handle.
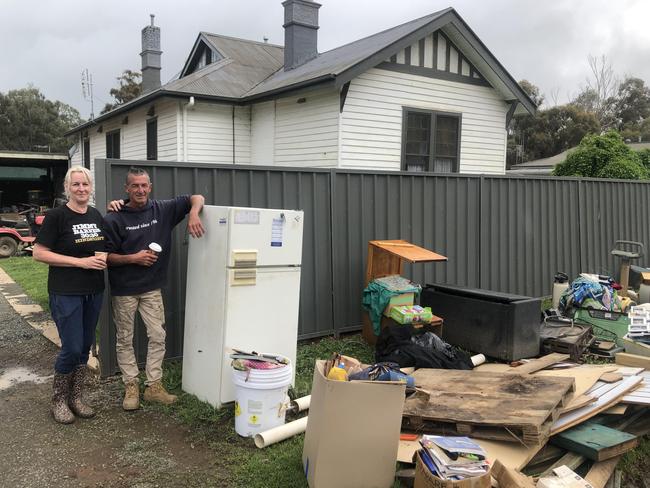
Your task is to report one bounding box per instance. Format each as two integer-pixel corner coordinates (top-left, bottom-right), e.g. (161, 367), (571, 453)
(277, 400), (290, 418)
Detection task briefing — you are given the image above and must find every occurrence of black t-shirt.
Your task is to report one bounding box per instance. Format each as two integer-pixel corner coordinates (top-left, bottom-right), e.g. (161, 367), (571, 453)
(35, 205), (106, 295)
(103, 196), (191, 296)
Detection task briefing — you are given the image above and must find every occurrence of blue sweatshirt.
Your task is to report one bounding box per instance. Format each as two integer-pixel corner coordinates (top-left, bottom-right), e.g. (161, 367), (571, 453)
(103, 196), (191, 296)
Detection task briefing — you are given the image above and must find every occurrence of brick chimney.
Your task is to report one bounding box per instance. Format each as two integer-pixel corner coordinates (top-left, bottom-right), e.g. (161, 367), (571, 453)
(282, 0), (321, 70)
(141, 14), (162, 93)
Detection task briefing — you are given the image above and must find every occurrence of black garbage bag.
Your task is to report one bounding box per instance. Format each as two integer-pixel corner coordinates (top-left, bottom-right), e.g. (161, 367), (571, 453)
(375, 324), (473, 370)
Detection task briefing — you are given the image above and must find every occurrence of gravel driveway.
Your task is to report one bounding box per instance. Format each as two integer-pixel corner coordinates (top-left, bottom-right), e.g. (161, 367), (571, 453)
(0, 283), (232, 488)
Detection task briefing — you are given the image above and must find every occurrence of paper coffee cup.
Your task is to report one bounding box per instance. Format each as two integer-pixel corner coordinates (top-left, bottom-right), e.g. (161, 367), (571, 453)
(94, 251), (108, 262)
(149, 242), (162, 254)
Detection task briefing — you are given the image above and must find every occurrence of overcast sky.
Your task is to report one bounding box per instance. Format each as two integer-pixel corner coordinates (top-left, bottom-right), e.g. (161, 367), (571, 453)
(2, 0), (649, 119)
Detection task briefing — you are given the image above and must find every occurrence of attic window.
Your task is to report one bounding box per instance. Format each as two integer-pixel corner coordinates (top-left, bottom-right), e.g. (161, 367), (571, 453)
(187, 42), (220, 74)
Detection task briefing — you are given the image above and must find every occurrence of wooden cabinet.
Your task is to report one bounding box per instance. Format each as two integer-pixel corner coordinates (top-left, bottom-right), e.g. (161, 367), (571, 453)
(362, 240), (446, 344)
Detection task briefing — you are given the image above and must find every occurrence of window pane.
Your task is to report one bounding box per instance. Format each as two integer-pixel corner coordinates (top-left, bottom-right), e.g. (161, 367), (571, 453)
(433, 158), (454, 173)
(147, 119), (157, 160)
(435, 115), (459, 158)
(106, 131), (120, 159)
(405, 112), (431, 171)
(405, 155), (427, 172)
(83, 138), (90, 169)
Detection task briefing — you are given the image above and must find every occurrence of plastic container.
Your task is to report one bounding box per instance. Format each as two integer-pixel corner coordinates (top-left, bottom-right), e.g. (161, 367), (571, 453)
(232, 357), (292, 437)
(421, 284), (541, 361)
(552, 272), (569, 309)
(326, 362), (348, 381)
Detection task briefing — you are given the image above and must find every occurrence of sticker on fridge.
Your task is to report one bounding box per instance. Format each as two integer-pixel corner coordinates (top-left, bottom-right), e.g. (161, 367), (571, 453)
(234, 209), (260, 225)
(271, 218), (284, 247)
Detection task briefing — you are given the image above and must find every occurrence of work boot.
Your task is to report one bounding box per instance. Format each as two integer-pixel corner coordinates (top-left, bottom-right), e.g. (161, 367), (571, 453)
(69, 365), (95, 418)
(51, 372), (75, 424)
(122, 380), (140, 411)
(143, 380), (177, 405)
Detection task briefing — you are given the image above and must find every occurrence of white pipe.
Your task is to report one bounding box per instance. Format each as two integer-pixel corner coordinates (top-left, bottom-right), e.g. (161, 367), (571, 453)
(289, 395), (311, 414)
(471, 354), (486, 367)
(182, 96), (195, 162)
(254, 416), (308, 449)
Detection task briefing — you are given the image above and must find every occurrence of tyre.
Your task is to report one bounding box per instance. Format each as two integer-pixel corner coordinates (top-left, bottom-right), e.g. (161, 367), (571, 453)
(0, 236), (18, 258)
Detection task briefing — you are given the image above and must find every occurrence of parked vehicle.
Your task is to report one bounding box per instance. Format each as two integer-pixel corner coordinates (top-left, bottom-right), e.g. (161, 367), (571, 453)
(0, 204), (46, 258)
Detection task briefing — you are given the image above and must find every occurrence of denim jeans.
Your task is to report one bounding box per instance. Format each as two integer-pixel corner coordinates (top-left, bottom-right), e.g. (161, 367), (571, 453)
(50, 293), (103, 374)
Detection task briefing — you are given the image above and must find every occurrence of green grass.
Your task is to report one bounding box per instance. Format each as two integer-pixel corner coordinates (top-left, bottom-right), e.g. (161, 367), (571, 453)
(620, 435), (650, 486)
(0, 256), (49, 311)
(2, 261), (646, 486)
(143, 335), (375, 488)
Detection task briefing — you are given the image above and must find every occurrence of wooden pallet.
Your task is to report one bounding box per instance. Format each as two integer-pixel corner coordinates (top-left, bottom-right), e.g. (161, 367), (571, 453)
(402, 369), (575, 445)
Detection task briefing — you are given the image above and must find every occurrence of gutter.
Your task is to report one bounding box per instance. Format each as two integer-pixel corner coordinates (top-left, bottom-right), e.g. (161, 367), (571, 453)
(64, 74), (336, 137)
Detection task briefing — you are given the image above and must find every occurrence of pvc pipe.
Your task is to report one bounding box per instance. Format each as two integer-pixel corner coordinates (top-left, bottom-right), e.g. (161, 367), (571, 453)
(289, 395), (311, 414)
(254, 416), (308, 449)
(182, 96), (195, 162)
(471, 354), (486, 367)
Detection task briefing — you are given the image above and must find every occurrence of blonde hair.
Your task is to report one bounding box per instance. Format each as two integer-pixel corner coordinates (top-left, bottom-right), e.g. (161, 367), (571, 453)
(64, 166), (94, 199)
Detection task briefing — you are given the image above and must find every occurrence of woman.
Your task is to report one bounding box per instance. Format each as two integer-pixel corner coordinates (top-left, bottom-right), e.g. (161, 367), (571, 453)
(33, 167), (107, 424)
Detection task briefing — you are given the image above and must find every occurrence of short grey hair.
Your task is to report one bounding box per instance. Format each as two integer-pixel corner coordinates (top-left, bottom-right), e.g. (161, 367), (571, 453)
(125, 167), (150, 185)
(64, 166), (93, 199)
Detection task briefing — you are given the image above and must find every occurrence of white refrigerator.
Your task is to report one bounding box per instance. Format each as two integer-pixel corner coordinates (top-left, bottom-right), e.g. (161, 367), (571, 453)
(182, 205), (304, 408)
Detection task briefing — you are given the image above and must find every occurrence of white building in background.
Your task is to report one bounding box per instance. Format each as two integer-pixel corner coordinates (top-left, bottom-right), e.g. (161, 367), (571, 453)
(66, 3), (535, 176)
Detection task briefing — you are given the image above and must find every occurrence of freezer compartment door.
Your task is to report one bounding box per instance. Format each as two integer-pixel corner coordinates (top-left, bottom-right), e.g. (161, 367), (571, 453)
(219, 266), (301, 404)
(227, 208), (304, 267)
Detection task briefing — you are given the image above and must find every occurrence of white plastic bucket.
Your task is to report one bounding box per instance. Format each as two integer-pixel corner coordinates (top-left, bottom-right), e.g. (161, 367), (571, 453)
(232, 358), (292, 437)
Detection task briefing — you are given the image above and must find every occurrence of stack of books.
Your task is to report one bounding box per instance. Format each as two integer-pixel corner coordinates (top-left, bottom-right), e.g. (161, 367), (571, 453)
(419, 435), (490, 480)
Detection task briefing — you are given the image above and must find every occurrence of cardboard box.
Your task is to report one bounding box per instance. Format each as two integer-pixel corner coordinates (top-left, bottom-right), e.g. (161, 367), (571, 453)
(414, 451), (491, 488)
(383, 292), (416, 317)
(302, 360), (406, 488)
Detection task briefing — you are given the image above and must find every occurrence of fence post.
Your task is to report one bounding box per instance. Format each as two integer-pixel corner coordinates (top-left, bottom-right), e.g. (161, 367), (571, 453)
(95, 159), (117, 377)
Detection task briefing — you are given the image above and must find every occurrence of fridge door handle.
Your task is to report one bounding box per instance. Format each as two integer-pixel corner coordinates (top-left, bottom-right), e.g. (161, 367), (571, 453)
(231, 268), (257, 286)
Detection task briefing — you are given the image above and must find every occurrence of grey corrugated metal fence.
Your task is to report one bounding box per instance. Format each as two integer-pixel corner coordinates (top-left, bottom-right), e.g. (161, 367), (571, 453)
(94, 159), (650, 376)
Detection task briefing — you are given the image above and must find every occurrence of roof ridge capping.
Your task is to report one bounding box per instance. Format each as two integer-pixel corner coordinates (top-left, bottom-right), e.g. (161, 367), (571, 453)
(318, 6), (454, 57)
(200, 31), (284, 49)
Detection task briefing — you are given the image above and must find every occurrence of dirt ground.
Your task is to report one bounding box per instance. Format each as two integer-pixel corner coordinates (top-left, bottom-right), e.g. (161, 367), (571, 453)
(0, 285), (232, 488)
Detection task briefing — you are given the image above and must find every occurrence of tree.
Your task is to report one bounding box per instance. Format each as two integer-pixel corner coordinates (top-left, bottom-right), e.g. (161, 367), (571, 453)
(582, 54), (619, 129)
(612, 77), (650, 142)
(0, 86), (82, 153)
(101, 70), (142, 114)
(553, 131), (647, 179)
(519, 79), (544, 108)
(508, 102), (600, 165)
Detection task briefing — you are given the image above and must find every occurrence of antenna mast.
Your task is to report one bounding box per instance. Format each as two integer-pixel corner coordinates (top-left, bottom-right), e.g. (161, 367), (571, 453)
(81, 68), (95, 120)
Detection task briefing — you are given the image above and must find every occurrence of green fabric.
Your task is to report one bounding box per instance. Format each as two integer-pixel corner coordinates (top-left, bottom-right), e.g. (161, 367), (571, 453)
(362, 279), (421, 336)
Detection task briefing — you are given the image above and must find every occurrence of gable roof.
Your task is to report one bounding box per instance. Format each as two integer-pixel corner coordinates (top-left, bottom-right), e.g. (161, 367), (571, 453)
(67, 7), (534, 135)
(165, 33), (284, 98)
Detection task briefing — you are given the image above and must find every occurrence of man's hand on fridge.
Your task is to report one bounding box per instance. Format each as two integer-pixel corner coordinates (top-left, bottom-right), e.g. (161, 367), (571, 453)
(188, 213), (205, 238)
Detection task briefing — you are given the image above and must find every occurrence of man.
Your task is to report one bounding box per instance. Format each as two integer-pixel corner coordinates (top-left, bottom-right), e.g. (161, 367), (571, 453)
(103, 167), (205, 410)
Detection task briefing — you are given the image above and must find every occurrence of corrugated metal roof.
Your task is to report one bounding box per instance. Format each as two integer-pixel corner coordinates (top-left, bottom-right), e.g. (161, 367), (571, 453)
(0, 150), (68, 161)
(164, 34), (284, 98)
(67, 7), (535, 134)
(245, 9), (449, 96)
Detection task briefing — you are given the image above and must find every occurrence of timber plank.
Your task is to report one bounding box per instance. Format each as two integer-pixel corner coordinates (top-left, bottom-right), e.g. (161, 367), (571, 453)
(403, 369), (575, 444)
(550, 422), (638, 461)
(506, 353), (570, 374)
(552, 376), (644, 434)
(615, 352), (650, 369)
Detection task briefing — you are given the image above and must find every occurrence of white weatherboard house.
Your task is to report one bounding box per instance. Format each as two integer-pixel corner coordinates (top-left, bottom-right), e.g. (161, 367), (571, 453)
(67, 3), (535, 175)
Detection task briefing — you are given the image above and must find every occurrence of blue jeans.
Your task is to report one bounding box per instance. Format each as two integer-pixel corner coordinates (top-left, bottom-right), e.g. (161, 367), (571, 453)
(50, 293), (103, 374)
